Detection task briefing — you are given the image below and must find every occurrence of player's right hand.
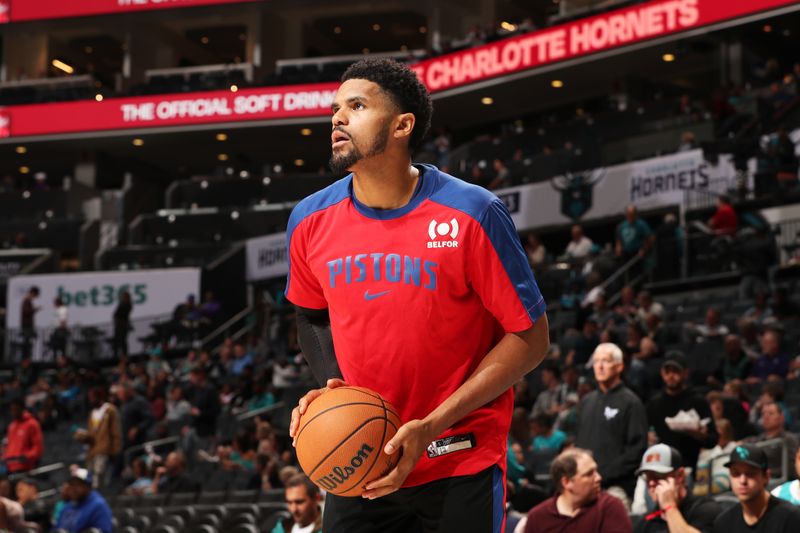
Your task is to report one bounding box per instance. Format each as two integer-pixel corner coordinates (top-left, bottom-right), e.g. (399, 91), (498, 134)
(290, 378), (346, 445)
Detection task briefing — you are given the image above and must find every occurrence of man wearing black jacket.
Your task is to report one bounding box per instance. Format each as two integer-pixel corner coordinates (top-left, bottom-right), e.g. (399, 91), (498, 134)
(647, 352), (719, 474)
(576, 342), (648, 506)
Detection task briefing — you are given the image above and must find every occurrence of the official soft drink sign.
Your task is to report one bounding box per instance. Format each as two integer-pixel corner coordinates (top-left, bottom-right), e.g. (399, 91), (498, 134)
(5, 268), (200, 329)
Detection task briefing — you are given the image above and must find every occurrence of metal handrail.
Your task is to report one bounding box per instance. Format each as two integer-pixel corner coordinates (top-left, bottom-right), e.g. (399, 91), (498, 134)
(235, 402), (285, 422)
(200, 306), (252, 348)
(123, 436), (179, 466)
(7, 461), (66, 482)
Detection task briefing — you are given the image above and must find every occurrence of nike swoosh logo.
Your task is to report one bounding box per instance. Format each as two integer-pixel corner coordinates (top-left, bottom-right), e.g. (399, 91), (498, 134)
(364, 290), (391, 301)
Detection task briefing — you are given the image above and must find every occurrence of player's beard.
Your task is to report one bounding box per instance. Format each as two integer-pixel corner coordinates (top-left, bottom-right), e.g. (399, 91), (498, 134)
(329, 120), (391, 175)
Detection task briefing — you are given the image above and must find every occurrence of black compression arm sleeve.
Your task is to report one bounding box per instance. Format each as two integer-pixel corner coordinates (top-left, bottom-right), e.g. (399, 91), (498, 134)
(295, 305), (342, 387)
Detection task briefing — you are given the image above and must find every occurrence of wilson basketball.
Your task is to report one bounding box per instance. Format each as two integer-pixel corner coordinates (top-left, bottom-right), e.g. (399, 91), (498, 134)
(295, 386), (401, 497)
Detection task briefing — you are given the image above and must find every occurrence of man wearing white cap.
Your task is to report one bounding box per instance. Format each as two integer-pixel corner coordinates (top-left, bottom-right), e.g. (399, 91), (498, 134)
(53, 467), (113, 533)
(633, 443), (721, 532)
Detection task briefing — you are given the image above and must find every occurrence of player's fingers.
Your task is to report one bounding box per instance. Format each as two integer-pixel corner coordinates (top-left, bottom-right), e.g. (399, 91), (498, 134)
(289, 407), (301, 441)
(326, 378), (346, 388)
(383, 425), (411, 455)
(298, 388), (323, 414)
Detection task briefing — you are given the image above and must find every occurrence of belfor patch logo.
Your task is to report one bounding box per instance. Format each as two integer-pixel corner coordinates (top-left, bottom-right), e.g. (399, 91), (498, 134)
(427, 218), (459, 249)
(0, 109), (10, 138)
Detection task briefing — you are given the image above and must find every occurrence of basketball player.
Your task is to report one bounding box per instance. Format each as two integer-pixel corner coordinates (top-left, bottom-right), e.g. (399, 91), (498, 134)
(286, 58), (549, 533)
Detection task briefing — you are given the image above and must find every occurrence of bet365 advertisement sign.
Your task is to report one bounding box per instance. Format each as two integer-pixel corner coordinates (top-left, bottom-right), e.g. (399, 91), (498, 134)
(5, 268), (200, 330)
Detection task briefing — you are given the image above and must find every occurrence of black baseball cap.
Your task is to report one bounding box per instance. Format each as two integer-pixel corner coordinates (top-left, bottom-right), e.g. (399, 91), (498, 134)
(661, 351), (687, 371)
(724, 444), (768, 471)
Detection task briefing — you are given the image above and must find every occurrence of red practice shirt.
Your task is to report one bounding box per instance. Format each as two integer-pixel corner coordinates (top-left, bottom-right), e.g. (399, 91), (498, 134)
(286, 164), (545, 487)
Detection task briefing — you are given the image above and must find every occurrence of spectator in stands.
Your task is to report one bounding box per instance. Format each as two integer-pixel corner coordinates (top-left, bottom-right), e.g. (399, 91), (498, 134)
(751, 329), (790, 381)
(125, 457), (154, 496)
(525, 233), (547, 268)
(696, 418), (737, 495)
(576, 343), (648, 506)
(186, 366), (220, 440)
(713, 444), (800, 532)
(721, 335), (754, 382)
(55, 468), (113, 533)
(116, 382), (154, 450)
(590, 293), (621, 329)
(636, 291), (664, 322)
(272, 474), (322, 533)
(199, 290), (221, 323)
(15, 477), (50, 530)
(565, 224), (594, 261)
(616, 206), (655, 264)
(654, 213), (684, 281)
(633, 444), (721, 532)
(772, 447), (800, 505)
(19, 286), (40, 359)
(743, 401), (799, 476)
(487, 158), (511, 190)
(75, 386), (121, 489)
(565, 318), (600, 367)
(523, 448), (632, 532)
(530, 412), (567, 452)
(615, 286), (639, 322)
(165, 385), (192, 424)
(0, 491), (38, 532)
(683, 308), (729, 344)
(742, 292), (773, 326)
(709, 195), (738, 236)
(231, 342), (254, 376)
(647, 352), (719, 473)
(736, 319), (761, 358)
(678, 131), (699, 152)
(49, 296), (69, 358)
(3, 398), (43, 473)
(112, 290), (133, 358)
(150, 451), (199, 496)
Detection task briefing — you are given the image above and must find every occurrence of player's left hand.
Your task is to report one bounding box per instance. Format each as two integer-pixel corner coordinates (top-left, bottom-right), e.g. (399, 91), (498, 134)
(361, 419), (435, 499)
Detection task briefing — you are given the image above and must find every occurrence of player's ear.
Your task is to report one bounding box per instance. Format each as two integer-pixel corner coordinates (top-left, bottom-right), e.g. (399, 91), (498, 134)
(394, 112), (415, 141)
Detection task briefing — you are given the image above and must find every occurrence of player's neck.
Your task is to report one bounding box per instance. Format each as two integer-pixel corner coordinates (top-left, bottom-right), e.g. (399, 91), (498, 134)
(351, 155), (419, 210)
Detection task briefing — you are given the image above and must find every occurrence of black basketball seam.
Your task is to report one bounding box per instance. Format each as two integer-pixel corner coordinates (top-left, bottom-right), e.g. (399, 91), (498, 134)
(336, 396), (392, 495)
(341, 387), (401, 419)
(305, 415), (386, 477)
(296, 401), (388, 441)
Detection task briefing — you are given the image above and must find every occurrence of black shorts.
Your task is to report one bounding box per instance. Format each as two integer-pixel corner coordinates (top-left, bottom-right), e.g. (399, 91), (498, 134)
(322, 465), (505, 533)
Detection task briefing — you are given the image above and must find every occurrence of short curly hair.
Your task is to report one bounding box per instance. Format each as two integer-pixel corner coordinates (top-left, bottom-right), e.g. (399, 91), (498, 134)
(341, 58), (432, 151)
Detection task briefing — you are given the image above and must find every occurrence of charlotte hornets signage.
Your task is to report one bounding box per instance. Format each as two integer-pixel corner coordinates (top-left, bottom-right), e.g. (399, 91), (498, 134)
(495, 149), (736, 231)
(246, 232), (288, 282)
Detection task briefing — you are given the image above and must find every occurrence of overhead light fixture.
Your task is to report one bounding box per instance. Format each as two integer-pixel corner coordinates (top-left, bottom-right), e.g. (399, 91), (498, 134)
(20, 166), (30, 174)
(85, 46), (93, 54)
(551, 79), (564, 88)
(95, 94), (104, 101)
(372, 23), (381, 31)
(231, 210), (240, 220)
(216, 133), (228, 141)
(300, 128), (312, 136)
(201, 36), (209, 44)
(132, 138), (144, 146)
(52, 59), (74, 74)
(230, 84), (238, 92)
(294, 159), (305, 167)
(334, 26), (342, 34)
(218, 153), (229, 161)
(763, 24), (772, 33)
(15, 146), (27, 154)
(481, 97), (494, 105)
(419, 26), (428, 34)
(662, 53), (675, 62)
(500, 21), (517, 32)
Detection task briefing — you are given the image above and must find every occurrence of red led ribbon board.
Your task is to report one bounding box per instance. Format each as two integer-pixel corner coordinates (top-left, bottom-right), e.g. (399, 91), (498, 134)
(411, 0), (800, 92)
(0, 83), (339, 138)
(0, 0), (260, 23)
